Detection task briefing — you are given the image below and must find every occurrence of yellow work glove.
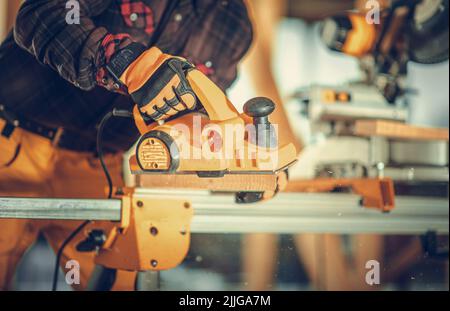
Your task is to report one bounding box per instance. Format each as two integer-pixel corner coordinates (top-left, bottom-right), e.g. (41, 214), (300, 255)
(106, 43), (197, 122)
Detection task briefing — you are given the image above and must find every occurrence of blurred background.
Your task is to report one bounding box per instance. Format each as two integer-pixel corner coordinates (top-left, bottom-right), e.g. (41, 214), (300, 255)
(1, 0), (449, 291)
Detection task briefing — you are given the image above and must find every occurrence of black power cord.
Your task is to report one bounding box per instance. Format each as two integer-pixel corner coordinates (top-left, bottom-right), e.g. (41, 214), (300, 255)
(97, 111), (117, 199)
(52, 109), (133, 291)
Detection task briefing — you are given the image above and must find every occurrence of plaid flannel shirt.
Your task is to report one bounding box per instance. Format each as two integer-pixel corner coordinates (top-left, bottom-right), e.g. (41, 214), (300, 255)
(0, 0), (253, 152)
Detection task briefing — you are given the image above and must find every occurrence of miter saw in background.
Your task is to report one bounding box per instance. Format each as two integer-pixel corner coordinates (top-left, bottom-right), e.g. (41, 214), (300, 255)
(322, 0), (449, 103)
(288, 0), (449, 198)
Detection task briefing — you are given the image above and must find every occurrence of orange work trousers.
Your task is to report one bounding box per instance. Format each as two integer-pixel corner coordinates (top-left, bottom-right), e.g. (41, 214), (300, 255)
(0, 119), (136, 290)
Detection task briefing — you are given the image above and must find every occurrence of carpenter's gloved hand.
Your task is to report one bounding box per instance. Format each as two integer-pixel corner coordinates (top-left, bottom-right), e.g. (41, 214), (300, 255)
(106, 43), (197, 122)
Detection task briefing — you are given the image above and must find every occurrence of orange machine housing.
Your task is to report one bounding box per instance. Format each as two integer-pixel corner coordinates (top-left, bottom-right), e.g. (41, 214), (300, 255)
(130, 70), (298, 177)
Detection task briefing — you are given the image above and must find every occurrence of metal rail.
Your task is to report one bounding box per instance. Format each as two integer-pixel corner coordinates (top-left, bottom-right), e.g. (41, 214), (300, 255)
(0, 197), (122, 221)
(0, 191), (448, 235)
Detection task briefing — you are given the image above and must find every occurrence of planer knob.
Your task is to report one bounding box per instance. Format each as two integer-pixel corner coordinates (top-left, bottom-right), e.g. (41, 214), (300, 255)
(244, 97), (277, 148)
(244, 97), (275, 125)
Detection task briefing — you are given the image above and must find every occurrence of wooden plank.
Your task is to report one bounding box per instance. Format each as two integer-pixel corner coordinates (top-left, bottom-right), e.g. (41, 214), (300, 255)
(287, 0), (354, 20)
(137, 173), (279, 192)
(354, 120), (449, 141)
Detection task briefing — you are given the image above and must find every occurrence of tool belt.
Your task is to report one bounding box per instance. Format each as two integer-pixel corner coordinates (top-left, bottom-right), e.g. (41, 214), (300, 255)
(0, 104), (97, 153)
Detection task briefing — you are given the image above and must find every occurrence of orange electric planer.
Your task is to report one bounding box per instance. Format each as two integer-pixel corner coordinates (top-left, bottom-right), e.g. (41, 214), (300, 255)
(129, 69), (298, 177)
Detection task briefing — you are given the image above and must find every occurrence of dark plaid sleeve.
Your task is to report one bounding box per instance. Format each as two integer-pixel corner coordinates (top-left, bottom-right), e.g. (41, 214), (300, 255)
(95, 33), (134, 93)
(13, 0), (118, 91)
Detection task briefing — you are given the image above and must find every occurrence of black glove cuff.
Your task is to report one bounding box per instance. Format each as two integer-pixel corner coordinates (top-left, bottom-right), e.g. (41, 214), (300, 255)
(131, 58), (195, 110)
(105, 42), (147, 82)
